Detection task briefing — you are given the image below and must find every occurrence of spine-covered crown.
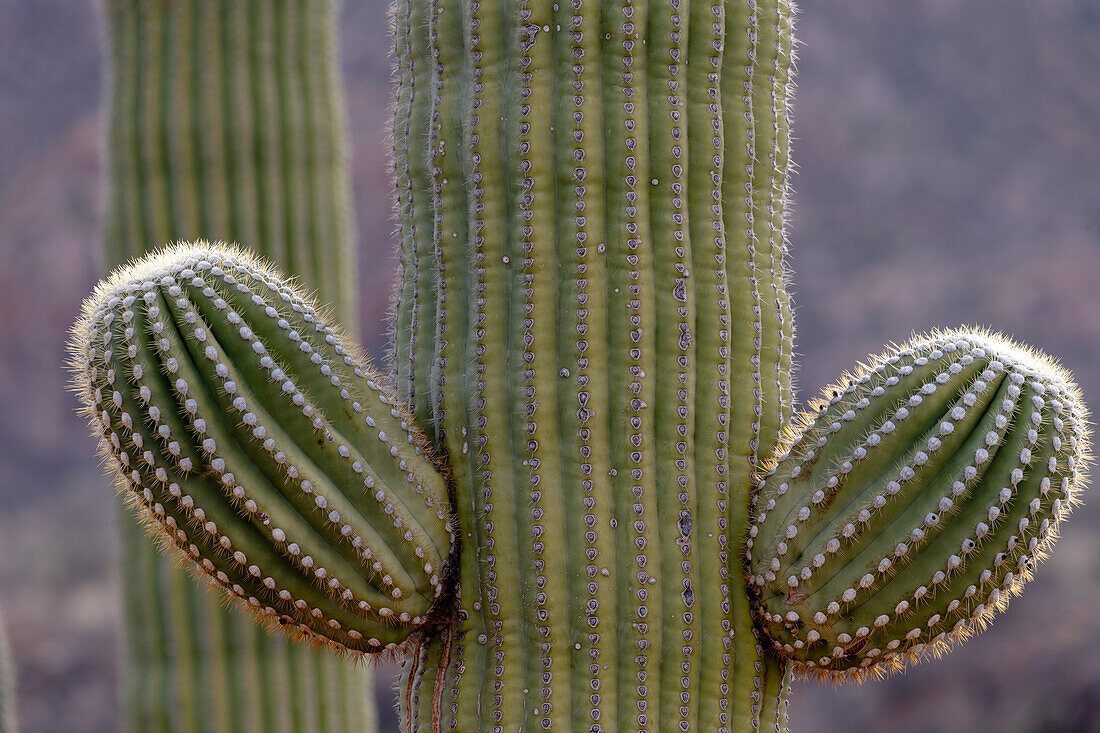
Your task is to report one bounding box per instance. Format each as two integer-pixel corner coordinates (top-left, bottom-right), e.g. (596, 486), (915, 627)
(70, 243), (455, 654)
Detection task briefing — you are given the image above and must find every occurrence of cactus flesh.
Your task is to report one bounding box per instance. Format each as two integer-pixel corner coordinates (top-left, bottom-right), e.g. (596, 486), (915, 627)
(72, 244), (454, 653)
(749, 331), (1089, 676)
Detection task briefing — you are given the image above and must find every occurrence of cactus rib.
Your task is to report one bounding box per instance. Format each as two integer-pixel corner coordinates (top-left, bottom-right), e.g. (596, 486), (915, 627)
(71, 244), (455, 653)
(388, 0), (799, 728)
(748, 330), (1090, 677)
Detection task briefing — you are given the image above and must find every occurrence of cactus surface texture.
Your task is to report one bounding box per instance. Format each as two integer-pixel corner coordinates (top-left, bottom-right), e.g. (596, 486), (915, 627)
(0, 609), (15, 733)
(103, 0), (357, 332)
(73, 245), (454, 651)
(69, 0), (1092, 731)
(390, 0), (797, 729)
(749, 331), (1089, 677)
(98, 1), (374, 729)
(120, 516), (375, 732)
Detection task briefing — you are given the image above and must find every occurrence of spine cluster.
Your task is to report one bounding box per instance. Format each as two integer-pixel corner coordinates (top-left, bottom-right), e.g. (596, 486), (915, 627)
(748, 331), (1089, 676)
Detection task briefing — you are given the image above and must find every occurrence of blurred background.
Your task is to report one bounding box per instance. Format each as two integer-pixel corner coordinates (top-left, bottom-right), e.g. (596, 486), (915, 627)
(0, 0), (1097, 730)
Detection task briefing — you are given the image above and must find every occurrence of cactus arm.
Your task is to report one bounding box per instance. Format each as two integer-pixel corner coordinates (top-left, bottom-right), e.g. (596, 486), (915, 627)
(749, 332), (1089, 677)
(75, 246), (456, 650)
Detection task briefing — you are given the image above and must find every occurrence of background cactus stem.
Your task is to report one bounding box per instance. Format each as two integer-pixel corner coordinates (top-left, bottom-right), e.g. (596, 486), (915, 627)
(391, 0), (798, 729)
(74, 244), (457, 651)
(0, 608), (15, 733)
(99, 1), (373, 729)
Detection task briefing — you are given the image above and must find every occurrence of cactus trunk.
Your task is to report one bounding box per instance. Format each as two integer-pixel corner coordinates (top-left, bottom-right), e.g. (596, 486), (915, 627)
(73, 2), (1091, 731)
(391, 0), (797, 728)
(103, 1), (371, 729)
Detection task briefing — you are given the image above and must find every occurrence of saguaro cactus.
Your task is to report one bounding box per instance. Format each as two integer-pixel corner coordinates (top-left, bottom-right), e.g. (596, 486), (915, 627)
(96, 1), (374, 729)
(0, 609), (15, 733)
(71, 1), (1091, 732)
(393, 0), (800, 729)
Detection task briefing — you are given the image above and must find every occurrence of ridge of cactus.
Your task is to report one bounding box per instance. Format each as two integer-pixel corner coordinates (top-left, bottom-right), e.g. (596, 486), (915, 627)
(70, 243), (455, 654)
(748, 329), (1090, 678)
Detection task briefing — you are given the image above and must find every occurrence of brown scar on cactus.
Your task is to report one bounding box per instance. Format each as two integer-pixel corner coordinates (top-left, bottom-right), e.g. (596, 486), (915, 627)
(69, 242), (457, 656)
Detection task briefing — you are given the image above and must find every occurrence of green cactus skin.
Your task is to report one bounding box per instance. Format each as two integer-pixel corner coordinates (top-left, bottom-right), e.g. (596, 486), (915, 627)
(99, 1), (372, 728)
(103, 0), (357, 334)
(0, 608), (15, 733)
(389, 0), (797, 729)
(120, 514), (376, 732)
(73, 244), (454, 651)
(748, 331), (1090, 678)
